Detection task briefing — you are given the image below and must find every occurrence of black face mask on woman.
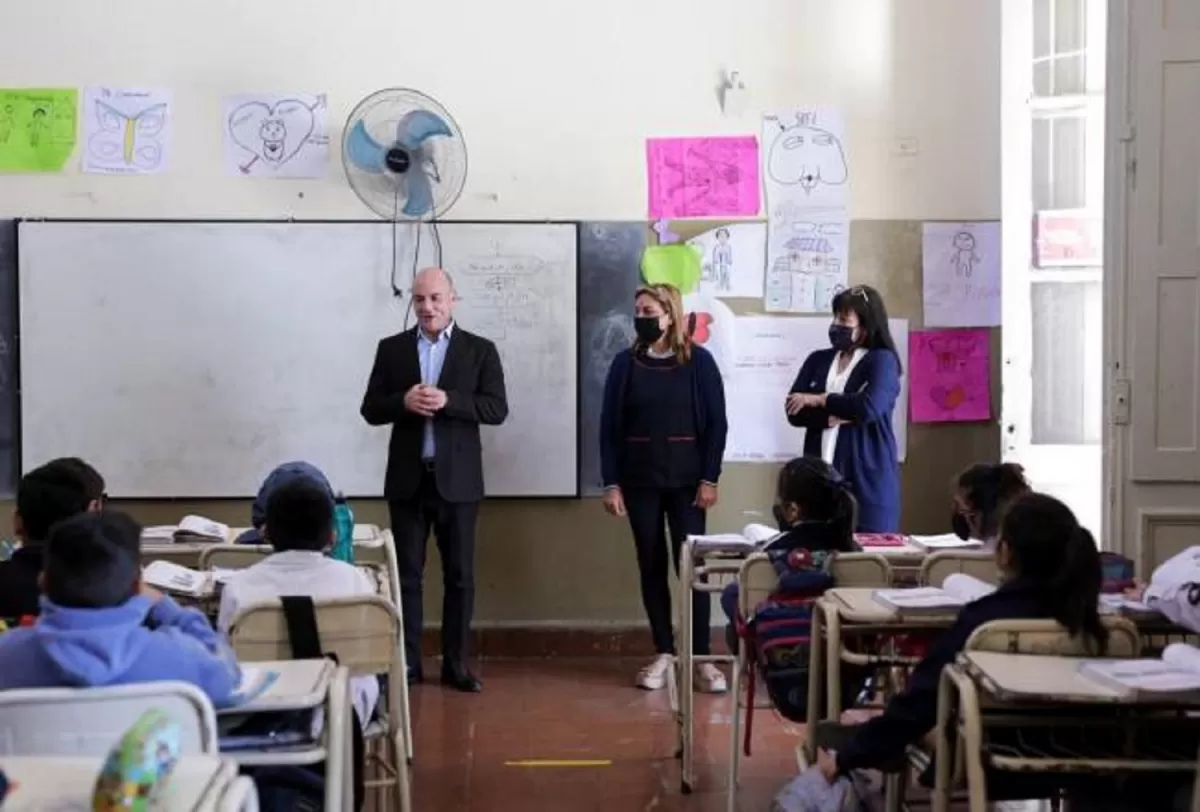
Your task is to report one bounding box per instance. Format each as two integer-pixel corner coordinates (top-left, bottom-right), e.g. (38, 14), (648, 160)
(828, 324), (855, 352)
(951, 511), (973, 541)
(634, 316), (664, 343)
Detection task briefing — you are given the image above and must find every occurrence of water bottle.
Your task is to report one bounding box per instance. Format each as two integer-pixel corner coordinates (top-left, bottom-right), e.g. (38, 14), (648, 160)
(332, 493), (355, 564)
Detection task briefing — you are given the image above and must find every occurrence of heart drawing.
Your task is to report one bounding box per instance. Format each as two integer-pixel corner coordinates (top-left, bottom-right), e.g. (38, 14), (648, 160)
(228, 98), (318, 174)
(930, 384), (967, 411)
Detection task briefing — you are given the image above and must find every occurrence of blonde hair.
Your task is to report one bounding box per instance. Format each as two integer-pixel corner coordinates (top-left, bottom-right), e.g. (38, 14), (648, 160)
(633, 284), (692, 362)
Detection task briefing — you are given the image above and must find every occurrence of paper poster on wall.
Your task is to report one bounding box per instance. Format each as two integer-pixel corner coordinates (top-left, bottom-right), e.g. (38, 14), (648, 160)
(686, 222), (766, 298)
(764, 207), (849, 313)
(0, 88), (77, 173)
(645, 136), (760, 219)
(82, 87), (171, 175)
(224, 93), (330, 178)
(762, 108), (849, 313)
(682, 292), (736, 379)
(725, 316), (908, 463)
(909, 328), (991, 423)
(921, 221), (1001, 327)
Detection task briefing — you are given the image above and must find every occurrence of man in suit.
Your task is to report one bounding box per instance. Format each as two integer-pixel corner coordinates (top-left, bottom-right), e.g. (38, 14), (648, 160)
(360, 267), (508, 693)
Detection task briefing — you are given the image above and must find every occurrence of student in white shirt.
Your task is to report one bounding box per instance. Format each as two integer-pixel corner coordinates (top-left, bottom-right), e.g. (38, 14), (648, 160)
(218, 478), (379, 725)
(1128, 546), (1200, 633)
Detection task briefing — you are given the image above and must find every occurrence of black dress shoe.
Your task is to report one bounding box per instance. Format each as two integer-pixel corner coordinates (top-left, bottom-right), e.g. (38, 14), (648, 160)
(440, 667), (482, 693)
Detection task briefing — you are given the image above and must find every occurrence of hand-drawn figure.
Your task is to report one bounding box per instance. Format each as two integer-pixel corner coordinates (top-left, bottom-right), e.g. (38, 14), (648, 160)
(950, 231), (979, 278)
(660, 145), (746, 213)
(88, 100), (168, 170)
(0, 105), (14, 145)
(27, 107), (48, 147)
(767, 114), (848, 194)
(51, 105), (74, 143)
(711, 228), (733, 291)
(228, 97), (320, 175)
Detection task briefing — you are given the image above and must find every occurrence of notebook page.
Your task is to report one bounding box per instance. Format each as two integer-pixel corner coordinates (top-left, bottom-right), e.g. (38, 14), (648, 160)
(1162, 643), (1200, 676)
(909, 533), (983, 550)
(143, 561), (206, 594)
(943, 574), (996, 602)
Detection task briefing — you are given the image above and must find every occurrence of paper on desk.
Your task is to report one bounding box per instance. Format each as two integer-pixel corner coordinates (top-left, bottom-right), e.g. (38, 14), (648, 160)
(141, 525), (178, 542)
(908, 533), (983, 550)
(228, 667), (280, 707)
(143, 561), (210, 596)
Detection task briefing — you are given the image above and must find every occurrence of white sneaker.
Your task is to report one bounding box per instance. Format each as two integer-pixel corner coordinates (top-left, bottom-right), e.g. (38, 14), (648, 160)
(635, 653), (674, 690)
(694, 663), (728, 694)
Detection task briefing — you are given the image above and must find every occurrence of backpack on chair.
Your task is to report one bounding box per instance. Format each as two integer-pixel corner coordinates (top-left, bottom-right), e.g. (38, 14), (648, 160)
(246, 595), (366, 812)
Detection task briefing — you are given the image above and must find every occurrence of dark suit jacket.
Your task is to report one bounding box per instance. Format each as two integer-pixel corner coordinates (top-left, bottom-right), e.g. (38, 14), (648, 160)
(360, 326), (508, 503)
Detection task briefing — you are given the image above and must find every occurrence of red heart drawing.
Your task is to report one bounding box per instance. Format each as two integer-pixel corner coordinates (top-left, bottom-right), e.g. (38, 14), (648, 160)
(688, 311), (713, 344)
(930, 384), (966, 411)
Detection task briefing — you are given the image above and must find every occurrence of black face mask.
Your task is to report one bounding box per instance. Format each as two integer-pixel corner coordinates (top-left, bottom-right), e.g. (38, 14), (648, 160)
(828, 324), (855, 352)
(634, 316), (664, 344)
(951, 512), (973, 541)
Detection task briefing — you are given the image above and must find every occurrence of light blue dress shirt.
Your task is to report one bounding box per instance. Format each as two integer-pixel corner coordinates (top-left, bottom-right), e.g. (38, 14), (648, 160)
(417, 323), (453, 460)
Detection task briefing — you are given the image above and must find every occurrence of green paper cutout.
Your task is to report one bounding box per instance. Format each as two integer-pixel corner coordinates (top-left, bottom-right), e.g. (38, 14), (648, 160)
(640, 244), (703, 294)
(0, 88), (77, 173)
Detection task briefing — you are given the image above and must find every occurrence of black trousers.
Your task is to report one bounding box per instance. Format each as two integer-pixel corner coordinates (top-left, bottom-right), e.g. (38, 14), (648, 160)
(623, 486), (711, 656)
(388, 468), (479, 672)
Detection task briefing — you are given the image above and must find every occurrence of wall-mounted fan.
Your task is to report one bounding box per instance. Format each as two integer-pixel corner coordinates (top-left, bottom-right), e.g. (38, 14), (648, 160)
(342, 88), (467, 220)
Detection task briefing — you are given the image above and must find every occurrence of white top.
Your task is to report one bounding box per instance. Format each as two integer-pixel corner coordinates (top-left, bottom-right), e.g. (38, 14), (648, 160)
(1143, 545), (1200, 633)
(820, 348), (867, 464)
(217, 551), (379, 726)
(0, 755), (236, 811)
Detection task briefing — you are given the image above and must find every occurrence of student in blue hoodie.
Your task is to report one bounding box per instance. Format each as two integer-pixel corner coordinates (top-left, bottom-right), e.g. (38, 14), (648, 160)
(234, 461), (335, 544)
(0, 510), (242, 707)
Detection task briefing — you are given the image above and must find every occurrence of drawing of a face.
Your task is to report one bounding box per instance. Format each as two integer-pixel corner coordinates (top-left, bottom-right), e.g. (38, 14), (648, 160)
(953, 232), (975, 252)
(768, 122), (847, 193)
(715, 228), (729, 244)
(259, 118), (287, 161)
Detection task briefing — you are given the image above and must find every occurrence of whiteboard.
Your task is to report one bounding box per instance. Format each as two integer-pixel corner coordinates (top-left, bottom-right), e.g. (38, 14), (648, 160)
(18, 221), (578, 498)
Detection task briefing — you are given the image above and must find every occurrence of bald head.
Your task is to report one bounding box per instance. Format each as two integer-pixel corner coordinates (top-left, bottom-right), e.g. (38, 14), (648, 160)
(412, 267), (456, 337)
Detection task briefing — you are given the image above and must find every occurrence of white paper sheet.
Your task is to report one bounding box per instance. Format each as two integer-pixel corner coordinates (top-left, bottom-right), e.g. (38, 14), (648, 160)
(82, 87), (171, 175)
(682, 291), (736, 379)
(762, 108), (850, 313)
(725, 316), (908, 463)
(223, 93), (329, 178)
(921, 221), (1002, 327)
(686, 222), (766, 298)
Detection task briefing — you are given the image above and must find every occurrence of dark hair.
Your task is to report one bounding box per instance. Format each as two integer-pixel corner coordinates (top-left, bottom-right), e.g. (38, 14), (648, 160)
(998, 492), (1108, 654)
(17, 460), (94, 542)
(265, 479), (335, 553)
(715, 228), (730, 238)
(52, 457), (105, 503)
(777, 457), (857, 552)
(43, 510), (142, 609)
(956, 463), (1030, 540)
(831, 285), (902, 373)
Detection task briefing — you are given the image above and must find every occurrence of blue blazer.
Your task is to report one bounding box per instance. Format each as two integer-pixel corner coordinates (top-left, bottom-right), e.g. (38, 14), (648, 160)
(600, 345), (727, 489)
(787, 348), (901, 532)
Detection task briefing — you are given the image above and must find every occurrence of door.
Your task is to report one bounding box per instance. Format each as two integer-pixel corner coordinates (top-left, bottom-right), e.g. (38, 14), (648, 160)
(1002, 0), (1106, 539)
(1110, 0), (1200, 569)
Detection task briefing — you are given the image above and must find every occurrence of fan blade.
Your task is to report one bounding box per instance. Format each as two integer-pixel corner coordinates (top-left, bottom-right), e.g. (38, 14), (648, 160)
(395, 110), (453, 151)
(345, 120), (387, 173)
(402, 167), (436, 218)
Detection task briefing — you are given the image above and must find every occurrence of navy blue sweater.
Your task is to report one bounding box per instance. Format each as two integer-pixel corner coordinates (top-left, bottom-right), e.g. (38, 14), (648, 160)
(787, 348), (901, 532)
(600, 345), (727, 488)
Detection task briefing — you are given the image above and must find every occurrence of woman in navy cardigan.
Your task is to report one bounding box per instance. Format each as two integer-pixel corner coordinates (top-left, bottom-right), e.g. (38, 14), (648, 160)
(599, 283), (729, 694)
(785, 285), (902, 532)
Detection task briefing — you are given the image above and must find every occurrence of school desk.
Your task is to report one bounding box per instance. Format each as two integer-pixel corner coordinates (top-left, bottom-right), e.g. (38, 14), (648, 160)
(0, 755), (240, 812)
(140, 523), (383, 568)
(933, 652), (1200, 812)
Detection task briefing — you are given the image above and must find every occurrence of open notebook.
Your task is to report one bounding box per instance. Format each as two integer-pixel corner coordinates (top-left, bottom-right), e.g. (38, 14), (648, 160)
(1078, 644), (1200, 698)
(686, 523), (781, 552)
(142, 561), (214, 598)
(873, 573), (996, 612)
(908, 533), (984, 550)
(173, 515), (230, 544)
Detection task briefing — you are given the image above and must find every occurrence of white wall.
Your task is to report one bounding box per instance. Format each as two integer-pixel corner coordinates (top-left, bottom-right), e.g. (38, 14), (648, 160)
(0, 0), (1000, 221)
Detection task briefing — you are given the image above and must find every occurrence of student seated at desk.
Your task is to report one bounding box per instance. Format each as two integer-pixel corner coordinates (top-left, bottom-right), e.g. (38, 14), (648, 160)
(1127, 546), (1200, 633)
(951, 462), (1030, 549)
(233, 461), (335, 544)
(0, 510), (241, 705)
(817, 492), (1107, 788)
(719, 456), (857, 652)
(218, 479), (379, 727)
(0, 458), (105, 621)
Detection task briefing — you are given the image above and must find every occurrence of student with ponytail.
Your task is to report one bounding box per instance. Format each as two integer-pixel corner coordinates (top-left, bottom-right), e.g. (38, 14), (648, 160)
(819, 492), (1107, 787)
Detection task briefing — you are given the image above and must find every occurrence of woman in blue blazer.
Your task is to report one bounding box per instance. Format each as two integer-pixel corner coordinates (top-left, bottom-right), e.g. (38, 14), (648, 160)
(784, 285), (902, 532)
(599, 283), (729, 695)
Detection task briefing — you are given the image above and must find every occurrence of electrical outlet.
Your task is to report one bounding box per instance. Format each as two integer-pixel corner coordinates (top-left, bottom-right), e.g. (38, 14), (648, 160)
(893, 137), (920, 157)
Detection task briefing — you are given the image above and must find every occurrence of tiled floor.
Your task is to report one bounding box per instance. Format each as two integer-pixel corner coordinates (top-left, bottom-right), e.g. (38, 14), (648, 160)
(406, 657), (802, 811)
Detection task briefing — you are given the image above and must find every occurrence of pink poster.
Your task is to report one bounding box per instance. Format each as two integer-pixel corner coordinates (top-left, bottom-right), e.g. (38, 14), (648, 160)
(909, 328), (992, 423)
(646, 136), (760, 219)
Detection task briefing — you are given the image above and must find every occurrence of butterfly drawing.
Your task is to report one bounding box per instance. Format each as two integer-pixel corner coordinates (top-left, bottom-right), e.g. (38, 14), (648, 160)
(88, 101), (167, 171)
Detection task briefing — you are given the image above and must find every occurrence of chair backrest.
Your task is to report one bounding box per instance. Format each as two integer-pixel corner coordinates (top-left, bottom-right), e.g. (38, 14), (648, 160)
(199, 544), (273, 571)
(0, 680), (219, 756)
(736, 551), (893, 616)
(829, 552), (892, 586)
(965, 616), (1142, 657)
(920, 551), (1000, 587)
